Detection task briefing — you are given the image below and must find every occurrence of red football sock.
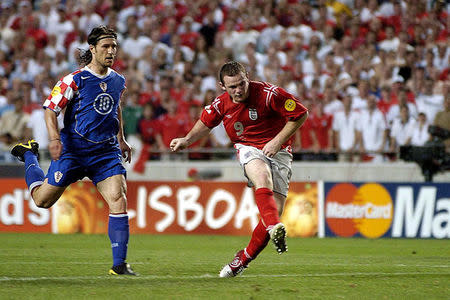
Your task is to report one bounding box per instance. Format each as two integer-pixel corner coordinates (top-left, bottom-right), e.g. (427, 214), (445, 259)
(245, 220), (270, 260)
(254, 187), (280, 227)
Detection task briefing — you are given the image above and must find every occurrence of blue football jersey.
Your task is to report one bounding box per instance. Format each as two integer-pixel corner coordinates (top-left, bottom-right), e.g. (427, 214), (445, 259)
(44, 66), (126, 144)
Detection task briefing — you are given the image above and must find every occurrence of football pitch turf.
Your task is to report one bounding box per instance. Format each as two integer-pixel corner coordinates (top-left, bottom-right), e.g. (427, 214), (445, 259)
(0, 233), (448, 299)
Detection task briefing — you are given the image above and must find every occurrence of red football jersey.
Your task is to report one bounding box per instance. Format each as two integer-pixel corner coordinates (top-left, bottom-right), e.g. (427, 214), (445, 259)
(200, 81), (308, 150)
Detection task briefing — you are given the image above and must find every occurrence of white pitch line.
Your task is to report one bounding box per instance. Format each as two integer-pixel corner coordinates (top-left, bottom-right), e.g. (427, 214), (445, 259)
(0, 272), (449, 282)
(260, 262), (450, 268)
(0, 261), (448, 268)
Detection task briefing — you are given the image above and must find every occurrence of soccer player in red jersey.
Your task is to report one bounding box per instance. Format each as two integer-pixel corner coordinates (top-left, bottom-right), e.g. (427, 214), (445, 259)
(170, 61), (308, 277)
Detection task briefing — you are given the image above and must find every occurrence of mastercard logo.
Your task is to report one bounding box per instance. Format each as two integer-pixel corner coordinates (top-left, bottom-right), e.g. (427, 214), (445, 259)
(325, 183), (393, 238)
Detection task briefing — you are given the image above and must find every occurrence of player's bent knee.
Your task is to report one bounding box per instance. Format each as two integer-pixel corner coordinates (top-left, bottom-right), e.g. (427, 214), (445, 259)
(33, 196), (58, 209)
(31, 183), (65, 209)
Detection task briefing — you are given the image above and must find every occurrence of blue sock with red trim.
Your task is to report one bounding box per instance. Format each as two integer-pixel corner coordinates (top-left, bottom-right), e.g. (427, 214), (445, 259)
(108, 214), (129, 266)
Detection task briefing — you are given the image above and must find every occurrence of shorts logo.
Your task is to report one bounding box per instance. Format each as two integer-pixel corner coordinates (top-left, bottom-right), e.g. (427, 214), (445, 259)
(325, 183), (393, 238)
(54, 171), (63, 183)
(51, 86), (62, 97)
(99, 82), (107, 92)
(249, 108), (258, 120)
(284, 99), (296, 111)
(93, 93), (114, 115)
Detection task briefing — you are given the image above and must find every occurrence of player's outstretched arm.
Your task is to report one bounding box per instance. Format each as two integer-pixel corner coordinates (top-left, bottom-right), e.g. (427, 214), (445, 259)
(170, 120), (211, 152)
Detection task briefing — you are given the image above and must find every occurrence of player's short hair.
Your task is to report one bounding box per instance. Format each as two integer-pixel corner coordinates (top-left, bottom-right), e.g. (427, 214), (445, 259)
(219, 61), (247, 85)
(78, 26), (117, 66)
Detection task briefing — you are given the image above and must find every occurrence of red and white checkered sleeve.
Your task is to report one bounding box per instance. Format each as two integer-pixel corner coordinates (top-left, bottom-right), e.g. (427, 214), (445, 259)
(43, 73), (78, 115)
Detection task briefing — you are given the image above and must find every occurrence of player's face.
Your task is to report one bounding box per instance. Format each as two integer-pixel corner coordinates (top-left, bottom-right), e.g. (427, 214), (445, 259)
(221, 72), (249, 103)
(92, 38), (117, 67)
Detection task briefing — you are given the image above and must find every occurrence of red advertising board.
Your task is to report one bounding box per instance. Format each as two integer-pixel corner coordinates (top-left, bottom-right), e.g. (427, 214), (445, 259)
(0, 179), (318, 237)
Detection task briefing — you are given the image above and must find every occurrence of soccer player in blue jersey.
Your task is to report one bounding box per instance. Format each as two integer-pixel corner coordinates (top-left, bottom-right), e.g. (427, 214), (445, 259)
(11, 26), (136, 275)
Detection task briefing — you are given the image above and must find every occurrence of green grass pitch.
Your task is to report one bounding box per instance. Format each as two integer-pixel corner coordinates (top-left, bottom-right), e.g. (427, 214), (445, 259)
(0, 233), (449, 299)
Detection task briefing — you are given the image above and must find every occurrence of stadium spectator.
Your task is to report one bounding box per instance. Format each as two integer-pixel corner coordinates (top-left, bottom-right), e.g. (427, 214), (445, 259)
(257, 15), (283, 53)
(309, 102), (333, 155)
(230, 18), (259, 59)
(179, 15), (201, 50)
(415, 78), (445, 124)
(122, 23), (152, 59)
(199, 10), (219, 50)
(24, 105), (64, 159)
(192, 36), (211, 76)
(0, 89), (15, 117)
(0, 96), (29, 148)
(156, 98), (188, 156)
(387, 87), (418, 126)
(122, 91), (143, 139)
(138, 76), (159, 106)
(356, 95), (388, 163)
(323, 86), (344, 116)
(47, 5), (74, 46)
(389, 104), (416, 153)
(138, 102), (161, 151)
(406, 66), (426, 97)
(30, 73), (51, 104)
(332, 94), (360, 162)
(377, 85), (395, 116)
(170, 61), (308, 277)
(129, 101), (159, 174)
(78, 2), (103, 35)
(9, 0), (34, 31)
(379, 25), (400, 52)
(433, 96), (450, 151)
(408, 112), (430, 147)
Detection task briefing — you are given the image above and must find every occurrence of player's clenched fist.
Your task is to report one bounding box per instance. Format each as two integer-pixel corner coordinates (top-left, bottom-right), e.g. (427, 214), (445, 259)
(170, 137), (188, 152)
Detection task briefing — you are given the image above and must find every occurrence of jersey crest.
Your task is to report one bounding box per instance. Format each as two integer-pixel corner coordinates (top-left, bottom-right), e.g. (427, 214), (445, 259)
(99, 82), (107, 92)
(249, 108), (258, 120)
(54, 171), (63, 183)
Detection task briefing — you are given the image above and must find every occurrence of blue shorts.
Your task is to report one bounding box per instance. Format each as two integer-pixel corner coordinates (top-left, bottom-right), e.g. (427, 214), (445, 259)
(46, 146), (126, 187)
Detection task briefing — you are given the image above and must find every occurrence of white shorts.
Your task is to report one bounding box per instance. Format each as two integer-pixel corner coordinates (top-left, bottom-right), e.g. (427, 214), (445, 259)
(235, 144), (293, 197)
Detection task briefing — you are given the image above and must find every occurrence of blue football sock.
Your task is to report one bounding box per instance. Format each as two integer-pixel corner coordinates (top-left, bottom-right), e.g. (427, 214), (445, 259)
(24, 151), (45, 192)
(108, 214), (129, 266)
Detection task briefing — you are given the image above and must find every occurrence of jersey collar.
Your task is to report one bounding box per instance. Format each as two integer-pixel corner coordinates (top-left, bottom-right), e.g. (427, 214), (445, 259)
(83, 66), (112, 79)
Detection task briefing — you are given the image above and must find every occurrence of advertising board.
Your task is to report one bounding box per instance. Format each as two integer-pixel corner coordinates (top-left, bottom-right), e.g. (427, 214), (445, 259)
(0, 180), (318, 237)
(324, 182), (449, 238)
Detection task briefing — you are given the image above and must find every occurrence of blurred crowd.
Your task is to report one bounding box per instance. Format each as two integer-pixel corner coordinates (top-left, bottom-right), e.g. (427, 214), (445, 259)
(0, 0), (449, 165)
